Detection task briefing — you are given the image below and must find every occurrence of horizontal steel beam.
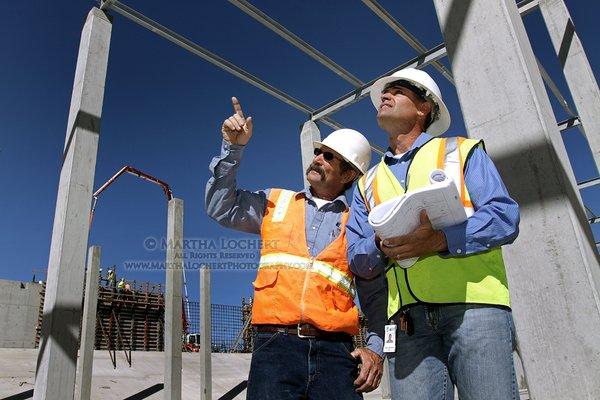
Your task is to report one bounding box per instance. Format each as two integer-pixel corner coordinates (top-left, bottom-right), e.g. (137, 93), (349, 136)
(558, 116), (581, 131)
(100, 0), (343, 130)
(311, 44), (447, 122)
(578, 177), (600, 190)
(517, 0), (540, 16)
(361, 0), (455, 85)
(228, 0), (363, 87)
(312, 0), (542, 122)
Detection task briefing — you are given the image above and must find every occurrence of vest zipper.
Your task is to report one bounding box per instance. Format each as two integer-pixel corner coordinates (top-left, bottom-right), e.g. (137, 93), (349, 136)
(299, 256), (314, 322)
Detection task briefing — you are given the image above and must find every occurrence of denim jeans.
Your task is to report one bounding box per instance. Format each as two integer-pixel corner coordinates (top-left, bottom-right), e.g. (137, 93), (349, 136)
(388, 304), (517, 400)
(246, 331), (363, 400)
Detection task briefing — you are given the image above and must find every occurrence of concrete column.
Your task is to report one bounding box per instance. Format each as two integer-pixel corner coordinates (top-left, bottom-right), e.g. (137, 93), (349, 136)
(433, 1), (600, 398)
(34, 8), (111, 400)
(164, 198), (183, 400)
(539, 0), (600, 174)
(75, 246), (101, 400)
(300, 121), (321, 187)
(199, 267), (212, 400)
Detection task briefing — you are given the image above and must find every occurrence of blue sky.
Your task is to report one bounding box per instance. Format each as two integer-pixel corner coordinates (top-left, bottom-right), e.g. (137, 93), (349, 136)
(1, 0), (599, 306)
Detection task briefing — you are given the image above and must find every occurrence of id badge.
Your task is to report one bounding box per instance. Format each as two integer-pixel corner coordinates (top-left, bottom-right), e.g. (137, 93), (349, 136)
(383, 324), (397, 353)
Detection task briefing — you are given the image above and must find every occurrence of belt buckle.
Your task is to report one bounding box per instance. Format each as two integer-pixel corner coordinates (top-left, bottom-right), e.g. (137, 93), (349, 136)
(296, 323), (316, 339)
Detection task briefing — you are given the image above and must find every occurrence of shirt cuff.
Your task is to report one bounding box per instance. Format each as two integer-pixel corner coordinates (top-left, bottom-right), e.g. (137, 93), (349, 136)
(209, 140), (246, 176)
(441, 221), (467, 256)
(365, 331), (384, 358)
(222, 139), (245, 156)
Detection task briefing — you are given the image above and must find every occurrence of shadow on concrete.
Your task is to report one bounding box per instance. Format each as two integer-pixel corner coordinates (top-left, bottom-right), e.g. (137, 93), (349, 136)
(123, 383), (164, 400)
(558, 17), (575, 68)
(35, 303), (83, 387)
(438, 0), (473, 64)
(62, 109), (102, 167)
(0, 389), (33, 400)
(218, 380), (248, 400)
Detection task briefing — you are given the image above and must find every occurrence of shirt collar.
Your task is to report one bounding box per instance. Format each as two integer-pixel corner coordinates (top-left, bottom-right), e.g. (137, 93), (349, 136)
(384, 132), (433, 162)
(299, 187), (350, 209)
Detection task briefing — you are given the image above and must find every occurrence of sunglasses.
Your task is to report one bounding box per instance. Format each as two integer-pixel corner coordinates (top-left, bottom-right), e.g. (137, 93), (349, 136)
(313, 147), (339, 162)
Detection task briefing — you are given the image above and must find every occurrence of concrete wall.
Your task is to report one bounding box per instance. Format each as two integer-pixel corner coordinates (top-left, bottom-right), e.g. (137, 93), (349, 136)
(0, 280), (42, 348)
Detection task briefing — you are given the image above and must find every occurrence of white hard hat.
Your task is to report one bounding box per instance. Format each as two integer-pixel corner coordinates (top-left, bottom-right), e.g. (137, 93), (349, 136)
(313, 129), (372, 175)
(369, 68), (451, 136)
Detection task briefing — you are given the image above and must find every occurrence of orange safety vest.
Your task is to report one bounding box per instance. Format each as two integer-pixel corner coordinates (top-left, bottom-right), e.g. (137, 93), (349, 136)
(251, 188), (359, 335)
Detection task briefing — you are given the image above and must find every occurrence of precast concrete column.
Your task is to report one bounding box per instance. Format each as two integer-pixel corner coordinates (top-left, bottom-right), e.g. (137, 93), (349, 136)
(300, 121), (321, 187)
(199, 267), (212, 400)
(34, 8), (111, 400)
(433, 1), (600, 398)
(164, 198), (183, 400)
(75, 246), (101, 400)
(539, 0), (600, 174)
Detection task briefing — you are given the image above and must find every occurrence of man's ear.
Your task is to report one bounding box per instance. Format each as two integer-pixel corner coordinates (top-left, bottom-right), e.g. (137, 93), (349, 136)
(342, 169), (358, 185)
(418, 100), (432, 118)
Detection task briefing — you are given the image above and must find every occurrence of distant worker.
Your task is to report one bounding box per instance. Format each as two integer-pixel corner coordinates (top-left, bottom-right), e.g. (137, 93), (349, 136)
(124, 281), (131, 292)
(107, 268), (115, 289)
(347, 68), (520, 399)
(117, 278), (125, 292)
(206, 97), (383, 399)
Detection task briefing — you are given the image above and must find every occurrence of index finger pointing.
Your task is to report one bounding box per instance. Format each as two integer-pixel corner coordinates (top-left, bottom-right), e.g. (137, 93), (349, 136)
(231, 97), (245, 118)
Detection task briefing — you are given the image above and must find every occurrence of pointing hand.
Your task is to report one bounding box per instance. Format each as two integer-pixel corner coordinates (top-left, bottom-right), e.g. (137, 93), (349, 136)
(221, 97), (253, 146)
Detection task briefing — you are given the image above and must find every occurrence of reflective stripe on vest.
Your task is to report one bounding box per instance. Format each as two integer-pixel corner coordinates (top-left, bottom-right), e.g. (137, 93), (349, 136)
(358, 137), (510, 318)
(271, 189), (294, 222)
(253, 188), (359, 334)
(358, 166), (378, 212)
(258, 252), (356, 298)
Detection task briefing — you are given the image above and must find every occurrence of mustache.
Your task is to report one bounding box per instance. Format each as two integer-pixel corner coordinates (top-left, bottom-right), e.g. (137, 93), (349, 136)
(306, 163), (326, 180)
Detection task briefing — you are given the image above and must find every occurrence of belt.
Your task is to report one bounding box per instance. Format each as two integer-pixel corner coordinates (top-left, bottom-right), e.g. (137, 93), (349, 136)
(254, 323), (352, 341)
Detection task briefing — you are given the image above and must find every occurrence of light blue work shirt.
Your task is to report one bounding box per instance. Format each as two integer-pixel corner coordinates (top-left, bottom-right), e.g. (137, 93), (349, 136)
(205, 139), (384, 356)
(347, 132), (520, 278)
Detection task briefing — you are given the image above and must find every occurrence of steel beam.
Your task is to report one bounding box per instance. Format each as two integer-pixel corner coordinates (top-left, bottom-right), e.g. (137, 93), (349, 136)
(75, 246), (101, 400)
(539, 0), (600, 174)
(578, 177), (600, 190)
(361, 0), (455, 85)
(311, 0), (545, 123)
(101, 0), (343, 130)
(311, 44), (448, 122)
(34, 8), (111, 400)
(228, 0), (363, 87)
(558, 116), (580, 131)
(433, 0), (600, 398)
(164, 198), (184, 400)
(518, 0), (540, 16)
(536, 57), (577, 118)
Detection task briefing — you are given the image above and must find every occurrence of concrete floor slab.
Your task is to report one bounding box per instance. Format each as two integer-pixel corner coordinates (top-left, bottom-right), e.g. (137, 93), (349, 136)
(0, 349), (383, 399)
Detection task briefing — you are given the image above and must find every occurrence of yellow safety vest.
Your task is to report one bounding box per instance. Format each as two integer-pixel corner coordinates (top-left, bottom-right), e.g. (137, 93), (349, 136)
(358, 137), (510, 319)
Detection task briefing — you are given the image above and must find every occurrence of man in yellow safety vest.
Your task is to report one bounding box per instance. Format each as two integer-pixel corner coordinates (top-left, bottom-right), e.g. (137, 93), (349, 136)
(346, 68), (520, 399)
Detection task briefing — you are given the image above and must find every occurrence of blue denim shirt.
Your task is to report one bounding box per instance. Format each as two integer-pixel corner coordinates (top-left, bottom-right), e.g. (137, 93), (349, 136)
(205, 139), (384, 355)
(347, 133), (520, 278)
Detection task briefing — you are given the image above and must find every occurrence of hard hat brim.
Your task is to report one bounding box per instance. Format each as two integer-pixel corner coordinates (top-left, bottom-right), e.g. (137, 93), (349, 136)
(369, 75), (451, 136)
(313, 140), (366, 175)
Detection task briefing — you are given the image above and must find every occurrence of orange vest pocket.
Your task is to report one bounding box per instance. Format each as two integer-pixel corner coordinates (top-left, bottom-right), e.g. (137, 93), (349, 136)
(253, 269), (279, 289)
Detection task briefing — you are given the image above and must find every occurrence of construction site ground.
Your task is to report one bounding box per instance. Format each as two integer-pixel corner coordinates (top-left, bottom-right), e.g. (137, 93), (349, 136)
(0, 349), (384, 399)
